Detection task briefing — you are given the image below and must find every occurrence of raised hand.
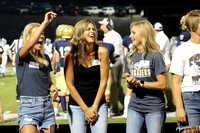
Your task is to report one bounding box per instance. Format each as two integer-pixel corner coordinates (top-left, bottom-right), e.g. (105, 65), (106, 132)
(43, 12), (57, 25)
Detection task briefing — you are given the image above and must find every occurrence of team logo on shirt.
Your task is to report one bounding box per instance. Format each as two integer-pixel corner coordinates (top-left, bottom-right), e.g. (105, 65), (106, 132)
(128, 60), (151, 77)
(189, 54), (200, 84)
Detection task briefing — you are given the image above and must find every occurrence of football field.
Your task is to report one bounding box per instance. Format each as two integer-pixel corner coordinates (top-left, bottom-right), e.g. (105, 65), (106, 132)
(0, 65), (176, 126)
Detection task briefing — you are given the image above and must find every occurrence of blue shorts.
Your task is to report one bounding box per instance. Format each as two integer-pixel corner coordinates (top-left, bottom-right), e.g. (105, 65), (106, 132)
(18, 96), (56, 131)
(177, 92), (200, 131)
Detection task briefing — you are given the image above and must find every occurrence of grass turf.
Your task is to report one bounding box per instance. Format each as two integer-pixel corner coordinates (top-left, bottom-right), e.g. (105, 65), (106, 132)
(0, 65), (176, 126)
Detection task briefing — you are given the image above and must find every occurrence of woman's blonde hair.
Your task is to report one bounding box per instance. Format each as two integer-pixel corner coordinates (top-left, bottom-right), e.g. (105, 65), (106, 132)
(127, 20), (161, 64)
(185, 9), (200, 32)
(69, 19), (98, 65)
(22, 23), (48, 67)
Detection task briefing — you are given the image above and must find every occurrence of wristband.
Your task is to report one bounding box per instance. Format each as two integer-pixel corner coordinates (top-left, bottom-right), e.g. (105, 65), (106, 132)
(92, 105), (98, 109)
(139, 80), (144, 87)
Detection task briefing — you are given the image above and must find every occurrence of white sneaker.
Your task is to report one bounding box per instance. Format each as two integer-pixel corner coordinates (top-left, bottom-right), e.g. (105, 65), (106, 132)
(55, 112), (60, 116)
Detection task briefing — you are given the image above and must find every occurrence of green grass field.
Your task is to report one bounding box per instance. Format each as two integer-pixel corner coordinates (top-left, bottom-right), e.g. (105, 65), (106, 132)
(0, 65), (176, 126)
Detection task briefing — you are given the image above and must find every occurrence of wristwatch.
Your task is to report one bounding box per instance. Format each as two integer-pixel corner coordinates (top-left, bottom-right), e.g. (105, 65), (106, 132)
(139, 80), (144, 87)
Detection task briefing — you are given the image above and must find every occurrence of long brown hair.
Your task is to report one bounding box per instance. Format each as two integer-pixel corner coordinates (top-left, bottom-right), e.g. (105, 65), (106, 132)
(69, 19), (98, 65)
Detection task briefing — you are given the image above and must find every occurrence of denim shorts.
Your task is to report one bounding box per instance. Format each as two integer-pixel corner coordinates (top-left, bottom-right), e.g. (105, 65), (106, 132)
(18, 95), (56, 131)
(177, 92), (200, 131)
(68, 103), (108, 133)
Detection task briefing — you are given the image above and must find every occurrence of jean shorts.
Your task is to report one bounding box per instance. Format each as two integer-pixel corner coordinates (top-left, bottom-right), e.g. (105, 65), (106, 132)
(18, 95), (56, 131)
(177, 92), (200, 131)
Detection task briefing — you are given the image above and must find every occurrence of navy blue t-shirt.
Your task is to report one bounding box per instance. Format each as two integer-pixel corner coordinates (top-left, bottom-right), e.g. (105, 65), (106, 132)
(54, 40), (71, 67)
(123, 35), (132, 52)
(124, 51), (166, 113)
(100, 42), (115, 58)
(15, 48), (52, 96)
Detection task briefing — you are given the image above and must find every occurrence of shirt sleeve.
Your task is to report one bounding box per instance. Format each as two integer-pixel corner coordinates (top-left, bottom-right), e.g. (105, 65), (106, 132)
(124, 55), (130, 74)
(153, 52), (166, 76)
(169, 46), (184, 76)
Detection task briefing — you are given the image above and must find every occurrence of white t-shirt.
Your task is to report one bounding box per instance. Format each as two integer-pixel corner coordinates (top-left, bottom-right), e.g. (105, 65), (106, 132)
(103, 30), (124, 67)
(43, 43), (53, 60)
(169, 41), (200, 92)
(0, 43), (10, 66)
(155, 31), (171, 65)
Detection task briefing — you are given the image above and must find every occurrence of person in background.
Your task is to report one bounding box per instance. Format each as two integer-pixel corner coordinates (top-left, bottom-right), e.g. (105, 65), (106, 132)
(122, 35), (133, 118)
(154, 22), (176, 112)
(99, 18), (125, 116)
(10, 32), (23, 102)
(15, 12), (58, 133)
(0, 46), (4, 123)
(0, 38), (13, 77)
(177, 15), (191, 46)
(64, 19), (109, 133)
(170, 9), (200, 133)
(43, 38), (53, 61)
(125, 20), (166, 133)
(52, 24), (74, 118)
(122, 35), (132, 55)
(97, 29), (116, 117)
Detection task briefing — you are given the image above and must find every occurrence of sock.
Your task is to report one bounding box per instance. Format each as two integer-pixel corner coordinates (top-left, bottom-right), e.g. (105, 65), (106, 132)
(60, 96), (66, 113)
(123, 96), (131, 118)
(54, 108), (58, 114)
(124, 96), (131, 108)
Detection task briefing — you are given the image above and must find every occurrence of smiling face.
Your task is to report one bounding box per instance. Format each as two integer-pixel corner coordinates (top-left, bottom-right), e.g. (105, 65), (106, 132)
(30, 26), (45, 51)
(84, 23), (96, 45)
(129, 25), (142, 48)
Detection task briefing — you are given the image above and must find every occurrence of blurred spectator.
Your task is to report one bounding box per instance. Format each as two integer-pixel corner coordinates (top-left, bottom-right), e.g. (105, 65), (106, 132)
(122, 35), (132, 55)
(97, 29), (115, 117)
(177, 15), (191, 46)
(122, 35), (133, 118)
(99, 18), (125, 116)
(0, 38), (13, 77)
(52, 24), (73, 118)
(43, 38), (53, 61)
(154, 22), (176, 112)
(0, 46), (4, 123)
(9, 32), (23, 102)
(169, 36), (178, 59)
(10, 32), (23, 74)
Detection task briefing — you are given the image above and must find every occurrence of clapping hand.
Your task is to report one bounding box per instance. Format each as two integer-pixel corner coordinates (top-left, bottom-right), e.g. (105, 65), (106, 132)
(125, 73), (139, 88)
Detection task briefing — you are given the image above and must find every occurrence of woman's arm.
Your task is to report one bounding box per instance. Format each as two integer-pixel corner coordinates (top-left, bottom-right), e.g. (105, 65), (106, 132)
(125, 72), (166, 90)
(171, 74), (186, 123)
(19, 12), (56, 58)
(49, 74), (58, 100)
(140, 73), (166, 90)
(92, 46), (109, 108)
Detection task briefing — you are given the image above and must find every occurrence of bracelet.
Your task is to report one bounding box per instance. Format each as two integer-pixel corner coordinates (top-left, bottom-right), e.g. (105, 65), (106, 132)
(92, 105), (98, 109)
